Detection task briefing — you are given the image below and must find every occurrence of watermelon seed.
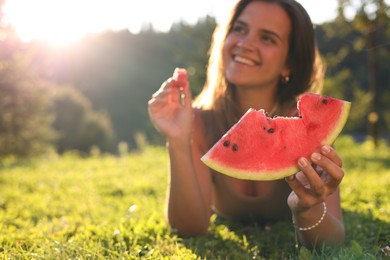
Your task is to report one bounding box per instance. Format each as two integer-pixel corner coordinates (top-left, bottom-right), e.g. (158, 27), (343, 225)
(232, 144), (238, 152)
(223, 140), (230, 147)
(268, 128), (275, 133)
(322, 99), (328, 104)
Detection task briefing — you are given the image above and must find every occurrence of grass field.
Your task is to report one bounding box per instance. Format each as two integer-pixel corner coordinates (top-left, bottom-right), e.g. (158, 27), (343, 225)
(0, 136), (389, 259)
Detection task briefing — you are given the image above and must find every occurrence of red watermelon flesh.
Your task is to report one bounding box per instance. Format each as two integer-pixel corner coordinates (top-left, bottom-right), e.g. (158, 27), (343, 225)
(172, 68), (188, 88)
(201, 94), (351, 181)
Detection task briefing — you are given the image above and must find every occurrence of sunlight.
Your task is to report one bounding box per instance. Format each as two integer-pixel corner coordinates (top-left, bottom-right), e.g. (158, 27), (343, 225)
(3, 0), (128, 47)
(3, 0), (230, 46)
(3, 0), (348, 47)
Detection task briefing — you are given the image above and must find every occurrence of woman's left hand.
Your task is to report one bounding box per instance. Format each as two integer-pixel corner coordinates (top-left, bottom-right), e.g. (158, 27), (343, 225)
(285, 145), (344, 213)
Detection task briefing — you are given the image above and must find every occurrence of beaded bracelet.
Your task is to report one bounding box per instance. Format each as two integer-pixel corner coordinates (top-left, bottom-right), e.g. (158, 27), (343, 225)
(293, 202), (327, 231)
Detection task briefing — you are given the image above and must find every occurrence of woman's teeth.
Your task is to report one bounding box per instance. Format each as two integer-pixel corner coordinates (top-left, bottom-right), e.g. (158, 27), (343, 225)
(234, 56), (257, 66)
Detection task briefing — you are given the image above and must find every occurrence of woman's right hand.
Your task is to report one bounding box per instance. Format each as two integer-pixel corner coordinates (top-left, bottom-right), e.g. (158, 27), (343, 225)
(148, 68), (193, 142)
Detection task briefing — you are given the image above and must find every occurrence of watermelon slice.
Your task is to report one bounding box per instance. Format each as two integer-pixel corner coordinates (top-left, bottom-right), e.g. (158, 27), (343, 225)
(201, 94), (351, 181)
(172, 68), (188, 88)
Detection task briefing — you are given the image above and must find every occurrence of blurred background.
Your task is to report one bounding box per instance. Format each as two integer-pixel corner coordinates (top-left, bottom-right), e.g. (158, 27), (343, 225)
(0, 0), (389, 157)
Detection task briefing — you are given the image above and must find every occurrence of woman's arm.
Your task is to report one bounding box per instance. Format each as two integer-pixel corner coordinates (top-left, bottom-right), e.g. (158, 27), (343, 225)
(166, 117), (213, 235)
(148, 71), (213, 235)
(292, 188), (344, 248)
(286, 145), (345, 248)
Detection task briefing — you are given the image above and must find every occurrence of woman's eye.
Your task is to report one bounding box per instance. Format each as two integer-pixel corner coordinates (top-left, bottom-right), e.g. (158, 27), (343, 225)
(232, 25), (245, 34)
(261, 35), (276, 44)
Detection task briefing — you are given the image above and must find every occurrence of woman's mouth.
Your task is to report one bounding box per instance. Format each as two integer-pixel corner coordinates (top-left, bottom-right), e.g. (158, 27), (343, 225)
(233, 55), (259, 66)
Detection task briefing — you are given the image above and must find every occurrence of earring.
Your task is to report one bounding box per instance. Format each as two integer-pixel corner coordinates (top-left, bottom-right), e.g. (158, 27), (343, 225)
(281, 75), (290, 84)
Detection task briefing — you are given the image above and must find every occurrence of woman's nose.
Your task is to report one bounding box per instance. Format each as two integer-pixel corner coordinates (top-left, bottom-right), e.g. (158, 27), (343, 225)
(237, 36), (256, 51)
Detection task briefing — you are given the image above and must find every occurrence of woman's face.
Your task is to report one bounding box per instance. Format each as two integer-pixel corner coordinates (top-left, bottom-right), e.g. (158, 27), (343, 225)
(223, 1), (291, 90)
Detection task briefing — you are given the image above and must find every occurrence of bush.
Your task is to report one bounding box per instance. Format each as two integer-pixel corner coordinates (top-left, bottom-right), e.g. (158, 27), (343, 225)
(0, 58), (56, 157)
(50, 85), (115, 154)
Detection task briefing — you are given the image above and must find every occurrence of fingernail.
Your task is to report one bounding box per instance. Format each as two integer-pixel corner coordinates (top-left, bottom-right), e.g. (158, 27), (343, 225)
(298, 158), (308, 168)
(311, 152), (322, 162)
(321, 145), (331, 154)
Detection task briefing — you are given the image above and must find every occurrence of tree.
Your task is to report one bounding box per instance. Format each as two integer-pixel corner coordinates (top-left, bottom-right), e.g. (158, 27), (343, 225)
(337, 0), (390, 145)
(0, 1), (55, 157)
(50, 85), (115, 154)
(0, 57), (56, 157)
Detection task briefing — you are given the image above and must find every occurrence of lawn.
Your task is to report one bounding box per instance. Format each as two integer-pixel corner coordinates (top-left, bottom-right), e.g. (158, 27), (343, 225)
(0, 136), (389, 259)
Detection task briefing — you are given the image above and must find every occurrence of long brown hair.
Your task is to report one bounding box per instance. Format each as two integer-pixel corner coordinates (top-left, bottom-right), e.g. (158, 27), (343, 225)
(194, 0), (324, 147)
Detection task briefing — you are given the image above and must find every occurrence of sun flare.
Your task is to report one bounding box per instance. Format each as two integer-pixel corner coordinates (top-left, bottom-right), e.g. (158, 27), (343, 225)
(2, 0), (235, 47)
(3, 0), (342, 47)
(3, 0), (133, 47)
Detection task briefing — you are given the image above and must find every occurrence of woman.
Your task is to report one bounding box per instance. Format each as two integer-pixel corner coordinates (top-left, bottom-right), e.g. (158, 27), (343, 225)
(148, 0), (345, 248)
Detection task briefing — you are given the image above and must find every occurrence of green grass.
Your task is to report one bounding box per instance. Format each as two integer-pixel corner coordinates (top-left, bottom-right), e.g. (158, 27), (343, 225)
(0, 136), (389, 259)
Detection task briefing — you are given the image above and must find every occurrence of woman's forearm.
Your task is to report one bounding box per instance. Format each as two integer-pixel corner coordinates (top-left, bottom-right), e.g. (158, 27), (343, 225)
(166, 139), (211, 235)
(293, 202), (345, 248)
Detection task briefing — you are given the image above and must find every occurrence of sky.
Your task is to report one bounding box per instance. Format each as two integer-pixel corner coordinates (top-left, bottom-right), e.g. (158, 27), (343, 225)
(3, 0), (340, 46)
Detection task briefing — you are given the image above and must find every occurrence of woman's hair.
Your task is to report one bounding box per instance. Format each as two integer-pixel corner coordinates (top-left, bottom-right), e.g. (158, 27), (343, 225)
(194, 0), (324, 147)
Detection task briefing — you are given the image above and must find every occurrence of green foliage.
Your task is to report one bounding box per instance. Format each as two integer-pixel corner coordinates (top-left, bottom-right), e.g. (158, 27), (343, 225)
(169, 16), (217, 96)
(317, 0), (390, 137)
(20, 17), (217, 149)
(0, 54), (116, 157)
(50, 85), (115, 154)
(0, 136), (389, 259)
(0, 56), (56, 157)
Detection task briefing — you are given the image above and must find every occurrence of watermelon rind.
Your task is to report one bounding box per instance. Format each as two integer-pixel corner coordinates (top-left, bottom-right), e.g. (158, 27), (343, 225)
(322, 101), (351, 146)
(201, 97), (351, 181)
(201, 157), (299, 181)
